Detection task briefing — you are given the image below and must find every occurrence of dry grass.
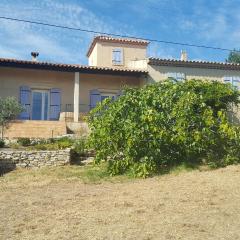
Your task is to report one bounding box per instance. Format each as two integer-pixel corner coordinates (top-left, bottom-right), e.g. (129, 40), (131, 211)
(1, 164), (240, 240)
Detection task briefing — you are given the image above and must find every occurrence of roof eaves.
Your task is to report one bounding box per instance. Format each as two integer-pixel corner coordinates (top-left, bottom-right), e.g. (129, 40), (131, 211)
(0, 58), (148, 76)
(148, 57), (240, 70)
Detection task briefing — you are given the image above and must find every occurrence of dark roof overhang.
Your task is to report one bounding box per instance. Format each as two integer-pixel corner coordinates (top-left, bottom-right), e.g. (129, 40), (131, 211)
(0, 58), (147, 77)
(148, 57), (240, 71)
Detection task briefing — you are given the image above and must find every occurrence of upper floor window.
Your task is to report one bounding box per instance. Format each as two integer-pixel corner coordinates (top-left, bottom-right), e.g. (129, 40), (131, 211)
(112, 48), (123, 65)
(166, 72), (186, 82)
(223, 76), (240, 90)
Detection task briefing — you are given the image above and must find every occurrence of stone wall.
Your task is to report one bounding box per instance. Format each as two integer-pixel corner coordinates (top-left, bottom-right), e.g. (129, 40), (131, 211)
(0, 149), (70, 173)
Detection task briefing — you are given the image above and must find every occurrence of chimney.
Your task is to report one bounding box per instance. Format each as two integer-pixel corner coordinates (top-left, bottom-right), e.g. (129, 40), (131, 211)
(31, 52), (39, 61)
(180, 50), (187, 61)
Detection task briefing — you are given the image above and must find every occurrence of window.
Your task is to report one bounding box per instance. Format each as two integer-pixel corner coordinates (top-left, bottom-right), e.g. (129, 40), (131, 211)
(32, 90), (49, 120)
(112, 48), (123, 65)
(101, 93), (116, 102)
(223, 76), (240, 90)
(90, 90), (118, 110)
(166, 72), (186, 82)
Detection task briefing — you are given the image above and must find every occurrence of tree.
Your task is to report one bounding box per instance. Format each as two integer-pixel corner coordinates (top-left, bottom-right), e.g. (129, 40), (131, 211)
(226, 49), (240, 63)
(0, 97), (23, 139)
(88, 79), (240, 177)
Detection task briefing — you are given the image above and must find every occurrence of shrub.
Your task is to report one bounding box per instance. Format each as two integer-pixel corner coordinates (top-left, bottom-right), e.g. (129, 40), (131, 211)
(27, 137), (74, 151)
(0, 139), (4, 148)
(88, 79), (240, 177)
(17, 137), (31, 146)
(72, 138), (88, 156)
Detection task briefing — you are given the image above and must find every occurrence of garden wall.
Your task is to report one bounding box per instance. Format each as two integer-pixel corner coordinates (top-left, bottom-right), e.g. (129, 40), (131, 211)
(0, 149), (70, 173)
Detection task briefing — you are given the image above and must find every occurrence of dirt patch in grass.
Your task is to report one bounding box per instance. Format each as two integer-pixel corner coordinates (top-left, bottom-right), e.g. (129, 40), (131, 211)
(1, 164), (240, 240)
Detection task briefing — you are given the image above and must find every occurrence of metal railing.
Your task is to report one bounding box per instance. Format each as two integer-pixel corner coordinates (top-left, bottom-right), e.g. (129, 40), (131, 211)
(64, 104), (90, 113)
(62, 104), (90, 122)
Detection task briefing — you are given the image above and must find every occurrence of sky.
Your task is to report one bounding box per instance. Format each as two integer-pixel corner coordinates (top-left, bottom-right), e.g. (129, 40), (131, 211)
(0, 0), (240, 65)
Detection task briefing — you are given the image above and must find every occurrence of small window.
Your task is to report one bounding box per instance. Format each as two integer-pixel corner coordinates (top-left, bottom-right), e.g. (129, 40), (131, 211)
(166, 72), (186, 82)
(223, 76), (240, 90)
(101, 94), (116, 102)
(112, 48), (123, 65)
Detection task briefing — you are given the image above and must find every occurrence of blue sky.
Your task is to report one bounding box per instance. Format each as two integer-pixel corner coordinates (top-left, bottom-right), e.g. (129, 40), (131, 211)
(0, 0), (239, 64)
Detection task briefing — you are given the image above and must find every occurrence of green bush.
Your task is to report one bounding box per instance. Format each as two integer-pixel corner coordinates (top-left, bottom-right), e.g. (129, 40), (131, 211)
(0, 139), (5, 148)
(27, 137), (74, 151)
(17, 137), (31, 146)
(72, 138), (88, 156)
(88, 79), (240, 177)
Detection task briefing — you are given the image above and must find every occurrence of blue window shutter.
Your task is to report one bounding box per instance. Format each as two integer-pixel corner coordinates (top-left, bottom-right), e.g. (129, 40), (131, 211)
(116, 51), (120, 62)
(116, 90), (122, 99)
(176, 73), (185, 81)
(223, 76), (232, 84)
(167, 72), (185, 82)
(50, 88), (61, 120)
(19, 86), (31, 120)
(232, 77), (240, 90)
(90, 89), (101, 109)
(167, 72), (177, 79)
(112, 49), (122, 64)
(112, 51), (116, 62)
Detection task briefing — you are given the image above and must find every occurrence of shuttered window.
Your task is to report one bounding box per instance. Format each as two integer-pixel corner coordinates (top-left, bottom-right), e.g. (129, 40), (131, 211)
(90, 89), (101, 110)
(89, 90), (118, 110)
(166, 72), (186, 81)
(49, 88), (61, 120)
(112, 48), (123, 65)
(223, 76), (240, 90)
(19, 86), (31, 120)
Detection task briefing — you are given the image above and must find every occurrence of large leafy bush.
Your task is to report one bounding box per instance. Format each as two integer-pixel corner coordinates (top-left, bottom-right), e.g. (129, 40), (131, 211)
(88, 79), (240, 177)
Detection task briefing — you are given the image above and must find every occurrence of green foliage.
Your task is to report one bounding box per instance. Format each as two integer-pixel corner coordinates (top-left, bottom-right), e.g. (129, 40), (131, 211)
(88, 79), (240, 178)
(227, 49), (240, 64)
(27, 137), (74, 150)
(17, 138), (31, 146)
(0, 97), (23, 139)
(0, 139), (5, 148)
(72, 138), (88, 156)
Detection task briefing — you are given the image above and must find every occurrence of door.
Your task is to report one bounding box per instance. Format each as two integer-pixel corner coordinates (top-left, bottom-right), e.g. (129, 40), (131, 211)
(32, 90), (49, 120)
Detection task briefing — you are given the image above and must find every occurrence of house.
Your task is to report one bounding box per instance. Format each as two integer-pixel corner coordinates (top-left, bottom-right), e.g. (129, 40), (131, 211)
(1, 35), (240, 138)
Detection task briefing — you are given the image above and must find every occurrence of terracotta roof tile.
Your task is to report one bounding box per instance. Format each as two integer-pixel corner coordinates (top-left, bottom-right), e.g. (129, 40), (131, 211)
(0, 57), (147, 75)
(148, 57), (240, 70)
(87, 35), (149, 57)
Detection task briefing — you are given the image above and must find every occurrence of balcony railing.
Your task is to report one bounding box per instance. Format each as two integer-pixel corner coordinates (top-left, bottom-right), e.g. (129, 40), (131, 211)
(64, 104), (90, 113)
(61, 104), (90, 122)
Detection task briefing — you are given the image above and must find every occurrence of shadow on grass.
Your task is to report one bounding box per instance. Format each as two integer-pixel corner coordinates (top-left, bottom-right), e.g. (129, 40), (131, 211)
(0, 161), (16, 176)
(156, 162), (201, 176)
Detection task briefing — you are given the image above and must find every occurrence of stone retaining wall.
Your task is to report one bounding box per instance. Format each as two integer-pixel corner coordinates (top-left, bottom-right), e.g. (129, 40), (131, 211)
(0, 149), (71, 172)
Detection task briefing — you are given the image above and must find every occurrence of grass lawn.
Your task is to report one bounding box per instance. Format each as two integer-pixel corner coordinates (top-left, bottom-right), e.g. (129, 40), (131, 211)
(1, 163), (240, 240)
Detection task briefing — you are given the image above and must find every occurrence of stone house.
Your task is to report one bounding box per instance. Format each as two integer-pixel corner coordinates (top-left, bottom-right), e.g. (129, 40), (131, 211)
(1, 35), (240, 138)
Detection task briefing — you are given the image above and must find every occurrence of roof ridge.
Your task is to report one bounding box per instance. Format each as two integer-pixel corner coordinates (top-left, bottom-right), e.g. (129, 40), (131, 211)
(86, 35), (149, 57)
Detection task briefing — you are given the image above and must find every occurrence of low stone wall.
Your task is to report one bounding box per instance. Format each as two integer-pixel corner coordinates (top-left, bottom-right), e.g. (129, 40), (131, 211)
(0, 149), (71, 172)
